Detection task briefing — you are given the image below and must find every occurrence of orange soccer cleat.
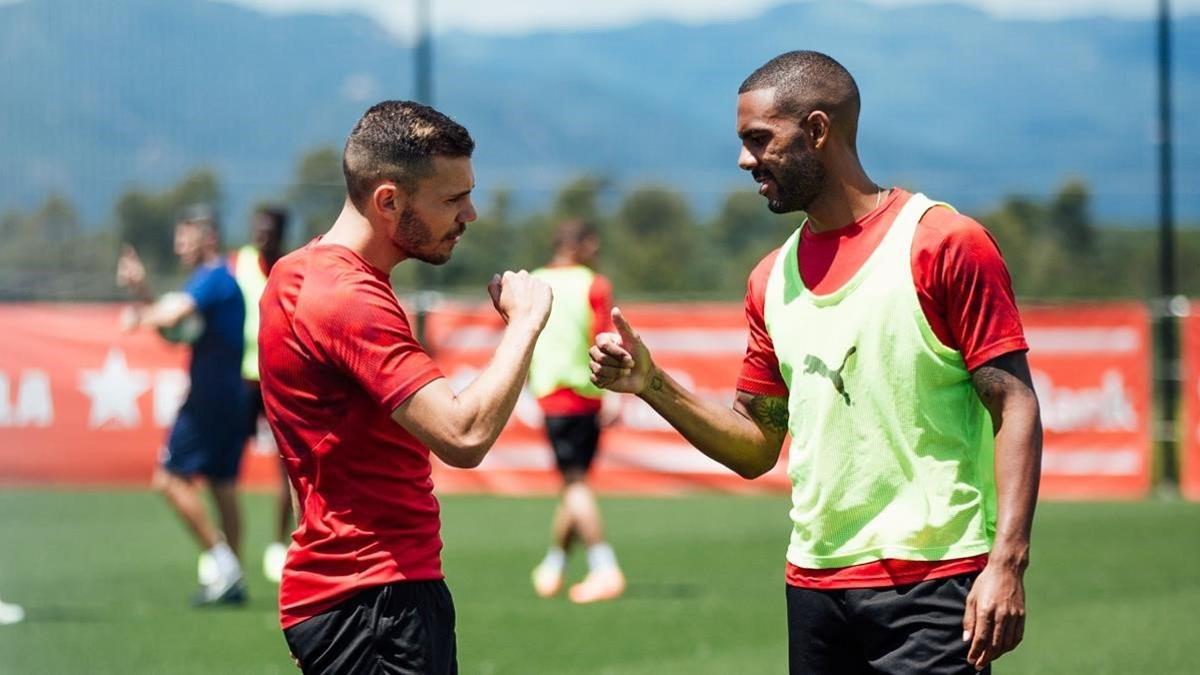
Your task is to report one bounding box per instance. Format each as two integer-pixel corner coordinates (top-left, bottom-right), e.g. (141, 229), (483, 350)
(568, 568), (625, 604)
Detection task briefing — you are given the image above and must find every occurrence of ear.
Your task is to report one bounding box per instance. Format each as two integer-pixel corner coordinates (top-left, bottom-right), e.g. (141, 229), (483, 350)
(805, 110), (831, 150)
(371, 182), (405, 222)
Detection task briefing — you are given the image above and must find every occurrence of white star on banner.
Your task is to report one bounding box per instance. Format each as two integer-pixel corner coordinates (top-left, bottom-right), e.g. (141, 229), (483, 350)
(78, 348), (151, 429)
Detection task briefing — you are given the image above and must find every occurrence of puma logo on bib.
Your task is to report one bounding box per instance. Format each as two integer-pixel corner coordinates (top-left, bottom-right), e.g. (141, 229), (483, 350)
(802, 346), (856, 405)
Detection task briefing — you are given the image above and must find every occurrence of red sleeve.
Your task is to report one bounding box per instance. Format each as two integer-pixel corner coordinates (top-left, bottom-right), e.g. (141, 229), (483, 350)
(589, 274), (614, 337)
(736, 249), (789, 397)
(304, 274), (443, 412)
(913, 209), (1029, 371)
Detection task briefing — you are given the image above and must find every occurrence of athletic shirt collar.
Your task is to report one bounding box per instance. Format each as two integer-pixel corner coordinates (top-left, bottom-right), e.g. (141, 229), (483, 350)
(801, 188), (905, 242)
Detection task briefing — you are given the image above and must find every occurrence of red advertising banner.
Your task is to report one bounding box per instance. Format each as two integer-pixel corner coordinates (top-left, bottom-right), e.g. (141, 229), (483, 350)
(1022, 303), (1152, 499)
(0, 302), (1154, 499)
(0, 304), (281, 487)
(423, 301), (790, 495)
(1180, 312), (1200, 501)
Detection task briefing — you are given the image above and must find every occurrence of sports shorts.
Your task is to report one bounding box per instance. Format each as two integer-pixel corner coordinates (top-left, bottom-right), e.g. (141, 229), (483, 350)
(283, 580), (458, 675)
(785, 572), (986, 674)
(544, 413), (601, 475)
(243, 379), (265, 440)
(161, 393), (247, 482)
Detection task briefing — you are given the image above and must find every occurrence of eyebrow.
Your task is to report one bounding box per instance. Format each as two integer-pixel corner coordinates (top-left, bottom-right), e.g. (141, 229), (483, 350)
(445, 186), (473, 200)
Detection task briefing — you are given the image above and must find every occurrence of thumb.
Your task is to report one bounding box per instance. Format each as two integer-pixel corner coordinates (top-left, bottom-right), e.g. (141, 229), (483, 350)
(962, 588), (977, 642)
(611, 307), (640, 346)
(487, 274), (504, 313)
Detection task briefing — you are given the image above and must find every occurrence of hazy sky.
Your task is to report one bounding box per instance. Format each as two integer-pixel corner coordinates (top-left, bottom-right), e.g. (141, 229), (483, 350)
(222, 0), (1199, 38)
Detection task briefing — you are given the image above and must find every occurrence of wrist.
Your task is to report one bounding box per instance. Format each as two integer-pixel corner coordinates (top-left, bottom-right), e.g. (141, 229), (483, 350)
(988, 538), (1030, 573)
(637, 364), (666, 400)
(506, 315), (544, 338)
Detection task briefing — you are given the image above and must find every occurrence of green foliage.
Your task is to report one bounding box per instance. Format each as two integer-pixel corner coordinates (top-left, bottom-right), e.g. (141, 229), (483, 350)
(0, 194), (118, 301)
(605, 186), (700, 294)
(286, 146), (346, 243)
(114, 169), (222, 271)
(2, 157), (1198, 305)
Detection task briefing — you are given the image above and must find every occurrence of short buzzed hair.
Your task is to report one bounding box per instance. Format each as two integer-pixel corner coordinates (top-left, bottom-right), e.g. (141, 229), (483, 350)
(177, 202), (221, 240)
(255, 205), (289, 236)
(739, 51), (861, 148)
(342, 100), (475, 210)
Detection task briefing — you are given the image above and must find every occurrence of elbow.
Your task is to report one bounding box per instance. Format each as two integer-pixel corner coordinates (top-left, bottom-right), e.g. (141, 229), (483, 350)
(439, 451), (485, 469)
(432, 432), (492, 469)
(734, 459), (773, 480)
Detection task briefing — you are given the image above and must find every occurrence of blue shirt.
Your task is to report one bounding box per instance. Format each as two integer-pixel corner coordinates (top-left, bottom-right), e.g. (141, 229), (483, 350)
(183, 261), (246, 402)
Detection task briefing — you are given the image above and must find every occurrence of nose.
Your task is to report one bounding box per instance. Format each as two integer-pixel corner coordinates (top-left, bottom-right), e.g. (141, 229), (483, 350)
(461, 198), (478, 224)
(738, 144), (757, 171)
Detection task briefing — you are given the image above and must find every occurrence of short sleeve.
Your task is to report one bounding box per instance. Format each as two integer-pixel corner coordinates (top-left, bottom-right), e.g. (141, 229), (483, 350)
(303, 274), (443, 412)
(589, 274), (614, 336)
(736, 250), (789, 397)
(186, 267), (235, 313)
(917, 210), (1029, 371)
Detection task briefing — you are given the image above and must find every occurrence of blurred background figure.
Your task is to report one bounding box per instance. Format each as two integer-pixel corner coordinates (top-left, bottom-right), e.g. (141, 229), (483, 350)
(528, 219), (625, 604)
(229, 205), (292, 583)
(116, 205), (249, 606)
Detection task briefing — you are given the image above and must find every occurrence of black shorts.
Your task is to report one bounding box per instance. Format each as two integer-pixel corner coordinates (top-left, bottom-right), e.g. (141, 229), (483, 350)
(544, 413), (600, 475)
(283, 580), (458, 675)
(786, 573), (986, 675)
(244, 380), (264, 440)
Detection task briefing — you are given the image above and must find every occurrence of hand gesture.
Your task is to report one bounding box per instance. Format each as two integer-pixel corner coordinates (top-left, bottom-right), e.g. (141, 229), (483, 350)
(116, 244), (146, 291)
(487, 270), (553, 331)
(589, 307), (654, 395)
(963, 562), (1027, 671)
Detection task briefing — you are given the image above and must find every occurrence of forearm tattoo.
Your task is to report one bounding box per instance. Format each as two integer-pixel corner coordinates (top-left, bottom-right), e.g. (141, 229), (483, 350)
(649, 373), (664, 392)
(971, 352), (1036, 413)
(745, 395), (789, 434)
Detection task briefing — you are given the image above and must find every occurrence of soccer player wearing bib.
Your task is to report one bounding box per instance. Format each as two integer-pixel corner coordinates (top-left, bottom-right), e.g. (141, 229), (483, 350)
(528, 220), (625, 604)
(229, 205), (292, 583)
(259, 101), (552, 674)
(117, 206), (249, 606)
(590, 51), (1042, 674)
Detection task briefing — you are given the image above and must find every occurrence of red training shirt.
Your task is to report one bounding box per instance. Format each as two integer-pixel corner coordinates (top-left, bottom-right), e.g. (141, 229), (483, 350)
(259, 242), (445, 629)
(737, 189), (1028, 589)
(536, 270), (614, 416)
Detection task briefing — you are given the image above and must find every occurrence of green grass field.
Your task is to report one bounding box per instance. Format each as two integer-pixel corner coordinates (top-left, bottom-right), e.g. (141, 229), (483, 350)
(0, 490), (1197, 674)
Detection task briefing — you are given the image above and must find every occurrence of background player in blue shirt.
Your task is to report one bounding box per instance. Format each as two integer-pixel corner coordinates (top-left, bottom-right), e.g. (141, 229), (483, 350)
(117, 204), (248, 606)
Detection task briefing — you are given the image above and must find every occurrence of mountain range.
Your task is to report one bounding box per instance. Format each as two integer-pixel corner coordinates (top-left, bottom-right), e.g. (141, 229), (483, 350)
(1, 0), (1197, 232)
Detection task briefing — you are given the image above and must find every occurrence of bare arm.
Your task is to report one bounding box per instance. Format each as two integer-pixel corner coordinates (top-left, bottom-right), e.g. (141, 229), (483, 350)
(134, 293), (197, 329)
(393, 271), (551, 469)
(590, 308), (787, 479)
(964, 350), (1043, 671)
(116, 243), (198, 330)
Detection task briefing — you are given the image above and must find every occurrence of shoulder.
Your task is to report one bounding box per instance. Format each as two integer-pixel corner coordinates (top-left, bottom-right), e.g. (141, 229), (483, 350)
(590, 272), (612, 294)
(915, 205), (1002, 260)
(284, 249), (388, 321)
(748, 246), (784, 294)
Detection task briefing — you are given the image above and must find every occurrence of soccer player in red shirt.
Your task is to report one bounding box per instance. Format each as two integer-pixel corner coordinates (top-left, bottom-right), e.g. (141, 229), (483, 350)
(258, 101), (552, 674)
(591, 52), (1043, 674)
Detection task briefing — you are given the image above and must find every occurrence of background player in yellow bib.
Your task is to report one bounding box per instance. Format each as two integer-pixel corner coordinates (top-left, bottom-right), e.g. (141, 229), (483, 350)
(590, 51), (1043, 674)
(528, 219), (625, 603)
(229, 206), (291, 583)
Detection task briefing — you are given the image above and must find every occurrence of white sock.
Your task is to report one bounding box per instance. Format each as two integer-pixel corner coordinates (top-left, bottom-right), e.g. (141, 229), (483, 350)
(587, 543), (618, 572)
(540, 547), (566, 573)
(209, 542), (242, 580)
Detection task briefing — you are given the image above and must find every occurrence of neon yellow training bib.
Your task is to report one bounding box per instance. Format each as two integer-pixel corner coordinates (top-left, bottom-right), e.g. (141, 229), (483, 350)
(233, 245), (267, 382)
(764, 193), (996, 569)
(528, 265), (603, 400)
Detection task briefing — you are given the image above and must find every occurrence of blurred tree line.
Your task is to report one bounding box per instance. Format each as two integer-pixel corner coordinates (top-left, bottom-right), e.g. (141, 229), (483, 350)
(1, 146), (1196, 303)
